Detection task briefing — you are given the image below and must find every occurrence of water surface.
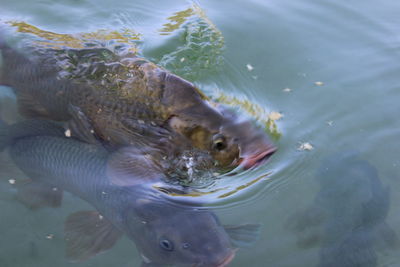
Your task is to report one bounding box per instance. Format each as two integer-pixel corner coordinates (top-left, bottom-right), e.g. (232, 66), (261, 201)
(1, 0), (399, 266)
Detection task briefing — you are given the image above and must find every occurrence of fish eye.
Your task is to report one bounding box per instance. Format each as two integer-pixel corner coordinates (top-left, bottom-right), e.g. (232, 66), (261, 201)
(212, 134), (227, 151)
(182, 242), (191, 249)
(159, 239), (174, 251)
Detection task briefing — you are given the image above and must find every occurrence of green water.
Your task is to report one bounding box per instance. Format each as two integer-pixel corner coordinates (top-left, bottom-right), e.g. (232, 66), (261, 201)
(1, 0), (400, 266)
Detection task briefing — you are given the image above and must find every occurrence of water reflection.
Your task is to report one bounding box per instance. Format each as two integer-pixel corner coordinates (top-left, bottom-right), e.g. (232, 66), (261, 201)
(286, 151), (398, 267)
(0, 119), (260, 266)
(7, 21), (141, 51)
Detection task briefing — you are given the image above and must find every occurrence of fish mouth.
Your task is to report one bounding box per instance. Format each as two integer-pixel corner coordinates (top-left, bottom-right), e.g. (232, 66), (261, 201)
(192, 249), (236, 267)
(217, 251), (235, 267)
(216, 250), (236, 267)
(240, 147), (277, 170)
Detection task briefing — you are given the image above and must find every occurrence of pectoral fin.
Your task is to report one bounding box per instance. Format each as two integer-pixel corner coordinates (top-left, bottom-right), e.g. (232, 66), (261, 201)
(67, 104), (100, 145)
(107, 147), (165, 186)
(285, 206), (326, 248)
(15, 179), (63, 209)
(224, 223), (261, 248)
(285, 205), (326, 232)
(65, 210), (122, 261)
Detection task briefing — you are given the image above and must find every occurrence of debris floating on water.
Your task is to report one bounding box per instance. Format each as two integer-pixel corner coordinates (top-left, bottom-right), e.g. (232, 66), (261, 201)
(180, 57), (185, 62)
(326, 121), (333, 126)
(283, 88), (292, 92)
(298, 142), (314, 151)
(268, 111), (283, 121)
(246, 64), (254, 71)
(64, 129), (71, 137)
(45, 234), (54, 240)
(314, 81), (324, 86)
(8, 179), (16, 185)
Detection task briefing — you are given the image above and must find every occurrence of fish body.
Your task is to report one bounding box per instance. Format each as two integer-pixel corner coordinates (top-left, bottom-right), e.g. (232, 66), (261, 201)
(0, 40), (276, 169)
(0, 120), (259, 266)
(286, 152), (398, 267)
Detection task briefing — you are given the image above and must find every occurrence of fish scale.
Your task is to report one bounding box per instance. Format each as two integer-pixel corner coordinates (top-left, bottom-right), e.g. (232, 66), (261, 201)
(4, 132), (247, 266)
(1, 38), (276, 170)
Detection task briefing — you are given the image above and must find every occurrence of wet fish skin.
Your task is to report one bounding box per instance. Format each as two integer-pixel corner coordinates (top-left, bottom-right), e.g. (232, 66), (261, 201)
(0, 42), (72, 121)
(2, 123), (240, 266)
(0, 41), (276, 169)
(0, 118), (65, 151)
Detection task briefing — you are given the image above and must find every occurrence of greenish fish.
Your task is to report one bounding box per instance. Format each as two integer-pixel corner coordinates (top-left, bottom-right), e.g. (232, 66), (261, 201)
(0, 37), (276, 170)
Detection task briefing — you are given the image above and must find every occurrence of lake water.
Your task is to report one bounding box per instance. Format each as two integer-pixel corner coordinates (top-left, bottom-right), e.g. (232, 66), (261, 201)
(0, 0), (399, 266)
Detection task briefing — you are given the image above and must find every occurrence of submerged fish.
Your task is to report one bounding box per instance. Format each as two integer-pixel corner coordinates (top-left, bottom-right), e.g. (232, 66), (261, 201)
(0, 38), (276, 170)
(0, 120), (260, 266)
(286, 151), (398, 267)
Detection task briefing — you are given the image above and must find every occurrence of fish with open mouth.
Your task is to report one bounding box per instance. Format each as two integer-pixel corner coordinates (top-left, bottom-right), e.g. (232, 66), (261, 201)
(0, 119), (261, 266)
(0, 37), (276, 171)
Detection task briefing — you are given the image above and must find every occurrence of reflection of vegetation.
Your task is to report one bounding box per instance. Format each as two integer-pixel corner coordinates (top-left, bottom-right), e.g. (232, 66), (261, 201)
(8, 21), (140, 52)
(154, 185), (227, 197)
(157, 4), (225, 81)
(159, 8), (195, 35)
(213, 91), (282, 139)
(154, 172), (271, 200)
(217, 173), (271, 199)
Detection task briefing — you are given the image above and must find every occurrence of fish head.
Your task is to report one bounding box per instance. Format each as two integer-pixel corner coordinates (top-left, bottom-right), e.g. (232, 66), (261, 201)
(169, 106), (276, 170)
(124, 199), (236, 267)
(316, 151), (383, 207)
(217, 117), (277, 170)
(163, 73), (276, 170)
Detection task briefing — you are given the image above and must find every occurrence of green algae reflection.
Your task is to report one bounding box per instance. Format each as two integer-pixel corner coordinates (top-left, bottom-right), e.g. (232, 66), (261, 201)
(8, 21), (140, 52)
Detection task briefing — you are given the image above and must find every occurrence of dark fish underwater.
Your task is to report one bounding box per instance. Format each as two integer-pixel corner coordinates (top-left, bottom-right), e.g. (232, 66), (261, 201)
(0, 36), (276, 171)
(0, 119), (260, 266)
(286, 151), (399, 267)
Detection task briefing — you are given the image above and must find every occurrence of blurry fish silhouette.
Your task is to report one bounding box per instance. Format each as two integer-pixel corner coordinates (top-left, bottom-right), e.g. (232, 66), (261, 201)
(286, 151), (398, 267)
(0, 36), (276, 171)
(0, 119), (261, 266)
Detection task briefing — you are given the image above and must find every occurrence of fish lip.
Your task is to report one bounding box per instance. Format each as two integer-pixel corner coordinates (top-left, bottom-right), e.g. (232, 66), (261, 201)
(240, 146), (277, 169)
(192, 249), (236, 267)
(216, 249), (236, 267)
